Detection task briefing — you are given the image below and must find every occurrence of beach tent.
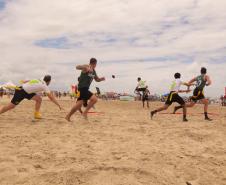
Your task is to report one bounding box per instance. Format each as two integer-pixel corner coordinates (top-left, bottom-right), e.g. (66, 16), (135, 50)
(1, 81), (18, 90)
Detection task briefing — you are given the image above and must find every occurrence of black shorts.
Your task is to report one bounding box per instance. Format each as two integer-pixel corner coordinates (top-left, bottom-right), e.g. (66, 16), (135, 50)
(11, 88), (36, 105)
(190, 88), (205, 102)
(142, 95), (149, 101)
(77, 87), (93, 101)
(165, 91), (185, 105)
(137, 88), (146, 92)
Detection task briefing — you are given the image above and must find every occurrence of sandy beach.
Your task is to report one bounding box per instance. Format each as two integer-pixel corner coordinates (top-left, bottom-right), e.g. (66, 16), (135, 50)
(0, 98), (226, 185)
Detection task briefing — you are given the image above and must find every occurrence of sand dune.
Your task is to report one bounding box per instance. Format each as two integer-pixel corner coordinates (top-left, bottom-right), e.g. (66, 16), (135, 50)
(0, 98), (226, 185)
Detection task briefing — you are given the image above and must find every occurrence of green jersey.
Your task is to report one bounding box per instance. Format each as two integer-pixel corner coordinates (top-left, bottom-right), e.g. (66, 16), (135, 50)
(195, 74), (206, 90)
(78, 70), (97, 89)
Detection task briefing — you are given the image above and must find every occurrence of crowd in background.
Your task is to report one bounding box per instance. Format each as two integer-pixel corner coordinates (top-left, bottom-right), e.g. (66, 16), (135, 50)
(0, 86), (224, 106)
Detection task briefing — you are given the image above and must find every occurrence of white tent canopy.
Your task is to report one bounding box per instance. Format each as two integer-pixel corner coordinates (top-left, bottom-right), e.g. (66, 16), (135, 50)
(0, 81), (17, 90)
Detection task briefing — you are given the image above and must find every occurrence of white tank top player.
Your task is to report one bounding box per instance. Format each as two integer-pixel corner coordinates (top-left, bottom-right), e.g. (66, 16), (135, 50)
(170, 79), (184, 92)
(22, 79), (50, 94)
(150, 73), (190, 122)
(0, 75), (62, 120)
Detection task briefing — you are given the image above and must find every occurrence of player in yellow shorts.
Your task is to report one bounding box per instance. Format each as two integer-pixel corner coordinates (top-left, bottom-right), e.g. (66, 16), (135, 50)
(66, 58), (105, 121)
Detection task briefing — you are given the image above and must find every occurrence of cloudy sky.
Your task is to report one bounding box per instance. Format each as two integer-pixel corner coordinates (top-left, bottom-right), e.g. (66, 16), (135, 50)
(0, 0), (226, 97)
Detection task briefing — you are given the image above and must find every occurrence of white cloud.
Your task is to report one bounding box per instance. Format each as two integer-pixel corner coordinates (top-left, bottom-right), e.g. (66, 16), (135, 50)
(0, 0), (226, 97)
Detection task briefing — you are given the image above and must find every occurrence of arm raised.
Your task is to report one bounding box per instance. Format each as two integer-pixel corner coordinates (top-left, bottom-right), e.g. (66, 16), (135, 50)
(76, 65), (90, 72)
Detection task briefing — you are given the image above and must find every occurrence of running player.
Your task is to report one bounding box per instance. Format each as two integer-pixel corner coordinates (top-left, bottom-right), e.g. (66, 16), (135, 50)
(135, 77), (147, 100)
(142, 86), (150, 108)
(0, 75), (62, 119)
(65, 58), (105, 121)
(150, 73), (190, 122)
(173, 67), (212, 121)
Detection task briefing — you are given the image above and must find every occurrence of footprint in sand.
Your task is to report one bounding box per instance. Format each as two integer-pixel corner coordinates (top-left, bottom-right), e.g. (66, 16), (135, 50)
(33, 164), (43, 169)
(17, 167), (29, 173)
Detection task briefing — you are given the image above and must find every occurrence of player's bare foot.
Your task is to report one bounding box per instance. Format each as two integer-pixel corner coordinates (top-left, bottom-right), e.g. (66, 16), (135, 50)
(82, 112), (88, 120)
(65, 115), (71, 122)
(150, 111), (156, 119)
(205, 117), (212, 121)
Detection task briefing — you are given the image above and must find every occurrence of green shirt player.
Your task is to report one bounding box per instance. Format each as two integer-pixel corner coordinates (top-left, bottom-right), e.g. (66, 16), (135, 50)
(65, 58), (105, 121)
(173, 67), (212, 121)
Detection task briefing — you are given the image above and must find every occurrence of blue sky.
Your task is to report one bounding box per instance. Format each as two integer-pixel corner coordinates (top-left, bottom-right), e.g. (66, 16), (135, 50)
(0, 0), (6, 10)
(0, 0), (226, 97)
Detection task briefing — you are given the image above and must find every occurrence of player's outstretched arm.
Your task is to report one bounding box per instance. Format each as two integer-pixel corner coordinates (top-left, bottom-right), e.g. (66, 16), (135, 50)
(94, 76), (105, 82)
(47, 92), (63, 110)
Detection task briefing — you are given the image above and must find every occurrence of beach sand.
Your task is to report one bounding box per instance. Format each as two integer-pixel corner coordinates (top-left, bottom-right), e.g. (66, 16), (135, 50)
(0, 98), (226, 185)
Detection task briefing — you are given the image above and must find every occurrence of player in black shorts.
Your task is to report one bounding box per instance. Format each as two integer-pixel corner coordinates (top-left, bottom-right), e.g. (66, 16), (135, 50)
(0, 76), (62, 119)
(173, 67), (212, 121)
(150, 73), (190, 122)
(66, 58), (105, 121)
(135, 77), (147, 100)
(142, 87), (150, 108)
